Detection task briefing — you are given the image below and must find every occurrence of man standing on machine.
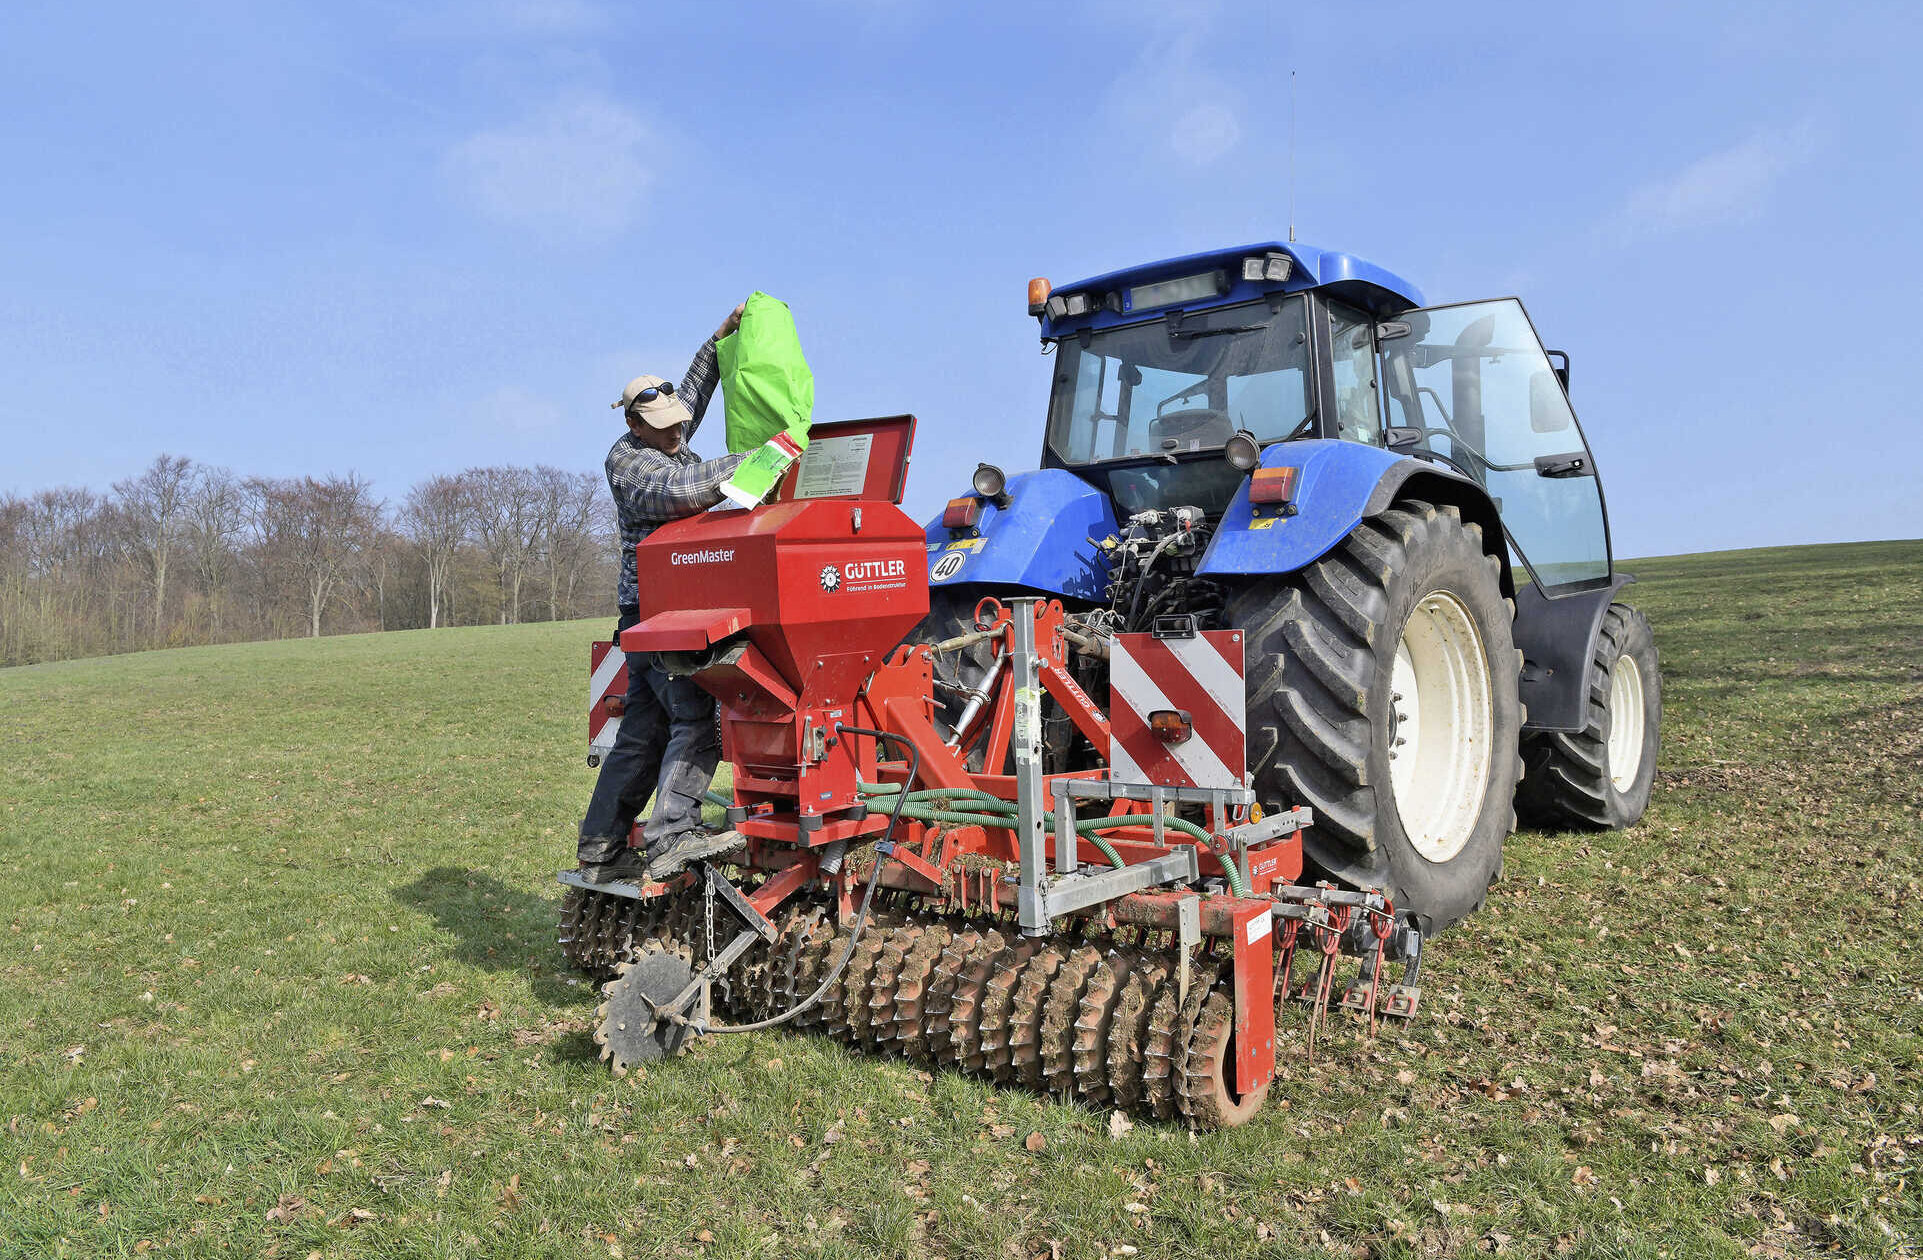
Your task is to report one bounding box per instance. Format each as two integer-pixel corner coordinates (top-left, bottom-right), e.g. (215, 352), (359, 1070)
(578, 302), (748, 885)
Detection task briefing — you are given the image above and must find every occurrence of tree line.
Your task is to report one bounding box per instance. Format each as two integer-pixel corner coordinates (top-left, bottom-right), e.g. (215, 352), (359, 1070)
(0, 455), (620, 667)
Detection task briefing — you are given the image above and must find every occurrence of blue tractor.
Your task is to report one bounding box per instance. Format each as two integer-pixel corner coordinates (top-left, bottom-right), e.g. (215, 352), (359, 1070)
(918, 242), (1661, 935)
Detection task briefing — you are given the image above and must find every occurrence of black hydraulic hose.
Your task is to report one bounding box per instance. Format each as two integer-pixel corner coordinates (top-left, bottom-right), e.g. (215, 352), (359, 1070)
(699, 725), (920, 1034)
(704, 847), (886, 1034)
(1125, 531), (1185, 630)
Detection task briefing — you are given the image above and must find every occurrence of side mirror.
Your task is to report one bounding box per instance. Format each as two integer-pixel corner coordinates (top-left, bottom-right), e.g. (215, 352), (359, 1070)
(1529, 371), (1571, 434)
(1546, 349), (1570, 392)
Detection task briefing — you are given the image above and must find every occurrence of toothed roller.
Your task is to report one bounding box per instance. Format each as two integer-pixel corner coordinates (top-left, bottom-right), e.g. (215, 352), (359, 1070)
(1001, 945), (1059, 1088)
(960, 939), (1032, 1076)
(1039, 943), (1104, 1096)
(925, 928), (993, 1063)
(859, 920), (923, 1051)
(888, 922), (952, 1059)
(1179, 984), (1269, 1128)
(1158, 963), (1215, 1120)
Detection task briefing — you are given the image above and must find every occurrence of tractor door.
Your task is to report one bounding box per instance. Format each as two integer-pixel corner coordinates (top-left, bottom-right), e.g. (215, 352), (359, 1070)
(1377, 299), (1610, 589)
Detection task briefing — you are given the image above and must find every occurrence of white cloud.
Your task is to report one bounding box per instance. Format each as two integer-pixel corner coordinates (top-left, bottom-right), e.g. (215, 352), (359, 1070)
(443, 93), (656, 242)
(1103, 4), (1243, 168)
(1618, 122), (1819, 238)
(1171, 102), (1241, 166)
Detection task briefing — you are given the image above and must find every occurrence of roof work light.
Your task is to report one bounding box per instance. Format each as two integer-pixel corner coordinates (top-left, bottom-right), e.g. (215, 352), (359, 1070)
(1242, 251), (1294, 283)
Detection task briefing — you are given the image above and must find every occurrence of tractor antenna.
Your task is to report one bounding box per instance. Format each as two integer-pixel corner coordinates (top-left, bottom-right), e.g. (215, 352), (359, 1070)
(1288, 69), (1297, 243)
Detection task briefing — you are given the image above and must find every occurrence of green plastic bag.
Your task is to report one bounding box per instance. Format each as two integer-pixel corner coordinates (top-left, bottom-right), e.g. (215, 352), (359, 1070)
(717, 291), (815, 455)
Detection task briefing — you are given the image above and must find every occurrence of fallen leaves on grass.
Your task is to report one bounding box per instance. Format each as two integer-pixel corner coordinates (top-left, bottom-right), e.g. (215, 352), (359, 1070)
(265, 1194), (305, 1224)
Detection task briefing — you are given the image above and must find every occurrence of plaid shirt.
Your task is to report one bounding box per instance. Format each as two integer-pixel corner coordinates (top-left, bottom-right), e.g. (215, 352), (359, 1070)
(606, 337), (746, 609)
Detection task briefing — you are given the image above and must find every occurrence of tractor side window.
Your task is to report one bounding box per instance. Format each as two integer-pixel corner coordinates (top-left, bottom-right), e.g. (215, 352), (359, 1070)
(1379, 299), (1610, 588)
(1222, 297), (1311, 443)
(1056, 352), (1116, 463)
(1328, 304), (1381, 444)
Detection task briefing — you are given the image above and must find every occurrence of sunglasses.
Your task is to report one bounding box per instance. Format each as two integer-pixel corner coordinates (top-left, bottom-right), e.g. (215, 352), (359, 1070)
(614, 381), (675, 411)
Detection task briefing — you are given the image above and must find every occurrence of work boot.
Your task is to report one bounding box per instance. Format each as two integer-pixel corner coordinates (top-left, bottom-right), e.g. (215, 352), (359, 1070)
(582, 848), (648, 886)
(643, 829), (746, 881)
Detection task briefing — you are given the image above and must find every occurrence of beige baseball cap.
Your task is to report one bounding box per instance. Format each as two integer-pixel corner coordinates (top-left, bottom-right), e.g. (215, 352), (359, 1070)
(614, 374), (692, 429)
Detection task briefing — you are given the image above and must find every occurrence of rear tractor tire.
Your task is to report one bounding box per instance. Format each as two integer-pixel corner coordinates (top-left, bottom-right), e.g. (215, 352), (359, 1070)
(1226, 501), (1522, 935)
(1517, 602), (1661, 830)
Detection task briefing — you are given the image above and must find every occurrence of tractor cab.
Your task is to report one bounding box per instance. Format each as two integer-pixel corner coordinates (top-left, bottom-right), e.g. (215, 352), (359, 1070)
(1028, 242), (1613, 597)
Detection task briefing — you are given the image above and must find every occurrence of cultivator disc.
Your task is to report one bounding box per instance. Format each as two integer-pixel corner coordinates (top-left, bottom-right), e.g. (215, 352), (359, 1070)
(594, 943), (701, 1073)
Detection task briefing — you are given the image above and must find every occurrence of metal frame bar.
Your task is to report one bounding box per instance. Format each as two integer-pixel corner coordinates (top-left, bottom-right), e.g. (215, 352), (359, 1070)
(1009, 598), (1049, 936)
(1036, 848), (1199, 917)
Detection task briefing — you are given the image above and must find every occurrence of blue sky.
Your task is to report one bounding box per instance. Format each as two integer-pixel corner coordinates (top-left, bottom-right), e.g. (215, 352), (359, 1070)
(3, 0), (1918, 559)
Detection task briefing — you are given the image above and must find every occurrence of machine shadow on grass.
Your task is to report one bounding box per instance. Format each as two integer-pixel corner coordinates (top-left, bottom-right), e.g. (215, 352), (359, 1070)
(394, 866), (585, 1010)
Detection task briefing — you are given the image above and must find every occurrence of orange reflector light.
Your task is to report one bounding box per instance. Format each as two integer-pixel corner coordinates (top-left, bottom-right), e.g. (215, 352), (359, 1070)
(1149, 708), (1193, 744)
(1027, 277), (1052, 316)
(1249, 465), (1299, 504)
(942, 497), (982, 529)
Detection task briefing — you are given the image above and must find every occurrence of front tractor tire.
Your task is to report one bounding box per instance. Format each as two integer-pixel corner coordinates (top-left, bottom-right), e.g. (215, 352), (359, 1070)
(1516, 603), (1661, 830)
(1226, 501), (1522, 936)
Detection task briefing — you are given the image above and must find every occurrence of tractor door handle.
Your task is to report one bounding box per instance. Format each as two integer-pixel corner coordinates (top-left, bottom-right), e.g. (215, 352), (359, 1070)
(1533, 452), (1591, 479)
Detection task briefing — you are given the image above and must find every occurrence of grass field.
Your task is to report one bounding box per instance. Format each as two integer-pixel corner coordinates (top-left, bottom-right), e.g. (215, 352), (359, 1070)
(2, 539), (1919, 1259)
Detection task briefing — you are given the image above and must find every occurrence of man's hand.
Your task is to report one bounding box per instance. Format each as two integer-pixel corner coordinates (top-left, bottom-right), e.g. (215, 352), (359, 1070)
(715, 302), (746, 340)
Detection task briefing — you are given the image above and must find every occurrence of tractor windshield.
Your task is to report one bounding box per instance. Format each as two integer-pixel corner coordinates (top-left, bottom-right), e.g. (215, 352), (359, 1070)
(1045, 297), (1312, 466)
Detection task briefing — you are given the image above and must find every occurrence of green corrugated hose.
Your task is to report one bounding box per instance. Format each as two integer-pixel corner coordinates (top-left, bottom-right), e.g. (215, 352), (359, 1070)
(856, 783), (1248, 895)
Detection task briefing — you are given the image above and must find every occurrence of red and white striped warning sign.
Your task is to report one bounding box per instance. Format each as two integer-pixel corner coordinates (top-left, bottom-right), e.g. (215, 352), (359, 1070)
(1108, 630), (1247, 789)
(589, 640), (628, 758)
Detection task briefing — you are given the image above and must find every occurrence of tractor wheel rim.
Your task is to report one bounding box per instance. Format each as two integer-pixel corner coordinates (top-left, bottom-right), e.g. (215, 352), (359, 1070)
(1606, 655), (1646, 790)
(1388, 590), (1493, 863)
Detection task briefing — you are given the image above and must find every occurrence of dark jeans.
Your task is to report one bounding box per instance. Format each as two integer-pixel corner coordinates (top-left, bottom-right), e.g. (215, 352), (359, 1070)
(578, 608), (722, 865)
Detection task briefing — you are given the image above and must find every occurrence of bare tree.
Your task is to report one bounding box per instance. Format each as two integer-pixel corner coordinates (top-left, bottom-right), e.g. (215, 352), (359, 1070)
(2, 453), (620, 664)
(185, 466), (245, 641)
(463, 466), (541, 624)
(0, 495), (28, 663)
(249, 474), (380, 637)
(113, 454), (195, 643)
(546, 468), (610, 620)
(359, 526), (407, 631)
(530, 465), (596, 623)
(399, 474), (468, 629)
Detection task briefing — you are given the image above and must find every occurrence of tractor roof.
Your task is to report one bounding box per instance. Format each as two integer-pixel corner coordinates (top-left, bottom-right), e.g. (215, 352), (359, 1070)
(1040, 241), (1422, 339)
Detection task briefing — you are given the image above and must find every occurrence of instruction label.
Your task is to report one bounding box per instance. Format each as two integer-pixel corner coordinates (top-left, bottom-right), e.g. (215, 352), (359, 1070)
(794, 433), (874, 499)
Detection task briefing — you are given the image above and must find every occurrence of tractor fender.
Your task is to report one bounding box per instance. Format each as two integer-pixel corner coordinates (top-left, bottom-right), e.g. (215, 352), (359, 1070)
(1199, 440), (1512, 593)
(1514, 571), (1636, 732)
(920, 467), (1115, 602)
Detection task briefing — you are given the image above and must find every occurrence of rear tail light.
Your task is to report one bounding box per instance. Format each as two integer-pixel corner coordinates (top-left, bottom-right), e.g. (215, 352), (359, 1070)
(1149, 709), (1193, 744)
(942, 497), (982, 529)
(1249, 465), (1299, 505)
